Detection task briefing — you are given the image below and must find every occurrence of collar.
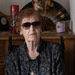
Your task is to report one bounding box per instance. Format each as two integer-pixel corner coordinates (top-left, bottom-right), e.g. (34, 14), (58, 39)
(19, 38), (45, 62)
(19, 38), (49, 74)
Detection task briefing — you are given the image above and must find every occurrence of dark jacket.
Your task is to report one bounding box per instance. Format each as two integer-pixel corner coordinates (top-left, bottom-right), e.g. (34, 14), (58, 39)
(4, 39), (65, 75)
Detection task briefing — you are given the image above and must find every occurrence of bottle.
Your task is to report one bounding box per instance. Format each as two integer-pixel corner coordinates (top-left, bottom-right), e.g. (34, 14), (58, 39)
(56, 21), (65, 33)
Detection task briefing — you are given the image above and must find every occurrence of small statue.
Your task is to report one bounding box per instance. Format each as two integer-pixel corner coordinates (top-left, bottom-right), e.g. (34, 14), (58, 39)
(33, 0), (43, 11)
(44, 0), (51, 14)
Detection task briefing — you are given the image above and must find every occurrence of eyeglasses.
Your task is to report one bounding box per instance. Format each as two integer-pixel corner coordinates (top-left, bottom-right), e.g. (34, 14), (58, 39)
(21, 21), (41, 29)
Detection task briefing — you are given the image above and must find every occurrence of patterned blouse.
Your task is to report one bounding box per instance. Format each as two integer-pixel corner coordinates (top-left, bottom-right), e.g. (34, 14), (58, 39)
(4, 39), (65, 75)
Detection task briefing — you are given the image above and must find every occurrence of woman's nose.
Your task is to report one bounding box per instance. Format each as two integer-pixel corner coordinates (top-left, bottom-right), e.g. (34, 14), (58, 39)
(30, 25), (34, 31)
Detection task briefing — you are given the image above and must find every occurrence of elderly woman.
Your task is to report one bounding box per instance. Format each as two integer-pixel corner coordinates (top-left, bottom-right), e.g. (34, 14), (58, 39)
(4, 8), (65, 75)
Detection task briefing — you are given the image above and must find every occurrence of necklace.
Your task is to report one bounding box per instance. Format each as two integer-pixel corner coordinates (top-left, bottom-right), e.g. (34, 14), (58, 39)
(28, 56), (40, 75)
(31, 71), (34, 75)
(28, 60), (34, 75)
(30, 67), (34, 75)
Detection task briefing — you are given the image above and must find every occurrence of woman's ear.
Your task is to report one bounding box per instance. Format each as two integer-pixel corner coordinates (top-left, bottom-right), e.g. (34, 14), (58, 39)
(20, 28), (23, 35)
(20, 32), (23, 35)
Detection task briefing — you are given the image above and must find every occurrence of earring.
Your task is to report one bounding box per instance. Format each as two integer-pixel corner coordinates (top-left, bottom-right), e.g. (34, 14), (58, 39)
(20, 32), (23, 35)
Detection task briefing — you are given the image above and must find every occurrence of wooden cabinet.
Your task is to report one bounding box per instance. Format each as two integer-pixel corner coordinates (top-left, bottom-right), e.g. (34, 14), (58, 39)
(0, 32), (75, 75)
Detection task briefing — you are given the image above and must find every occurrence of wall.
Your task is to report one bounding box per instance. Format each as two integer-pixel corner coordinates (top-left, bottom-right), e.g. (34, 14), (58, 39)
(0, 0), (70, 15)
(69, 0), (75, 33)
(55, 0), (70, 13)
(0, 0), (31, 15)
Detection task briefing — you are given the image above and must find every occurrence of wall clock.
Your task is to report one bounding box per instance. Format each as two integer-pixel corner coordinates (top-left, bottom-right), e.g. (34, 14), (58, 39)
(0, 16), (9, 31)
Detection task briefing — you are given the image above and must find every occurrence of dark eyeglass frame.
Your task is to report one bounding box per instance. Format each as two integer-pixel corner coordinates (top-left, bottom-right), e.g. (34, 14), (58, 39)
(21, 21), (41, 29)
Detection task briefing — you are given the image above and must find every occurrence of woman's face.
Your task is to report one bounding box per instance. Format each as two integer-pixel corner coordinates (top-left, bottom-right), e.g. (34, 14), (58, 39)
(20, 15), (41, 42)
